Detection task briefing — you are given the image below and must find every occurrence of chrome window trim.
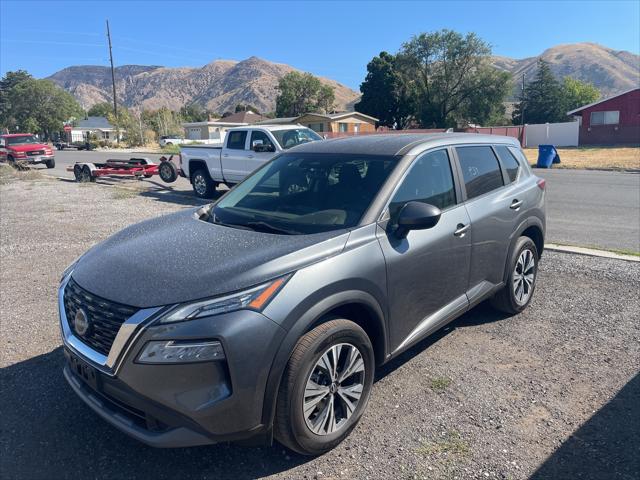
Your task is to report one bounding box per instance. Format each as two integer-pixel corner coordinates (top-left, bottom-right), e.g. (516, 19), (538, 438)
(58, 274), (162, 376)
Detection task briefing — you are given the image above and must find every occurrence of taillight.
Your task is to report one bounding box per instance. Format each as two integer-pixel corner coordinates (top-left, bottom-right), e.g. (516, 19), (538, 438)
(537, 178), (546, 190)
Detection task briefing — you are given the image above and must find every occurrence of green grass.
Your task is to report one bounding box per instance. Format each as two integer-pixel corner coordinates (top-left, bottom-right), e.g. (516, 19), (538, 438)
(161, 144), (181, 154)
(429, 376), (452, 392)
(417, 430), (470, 457)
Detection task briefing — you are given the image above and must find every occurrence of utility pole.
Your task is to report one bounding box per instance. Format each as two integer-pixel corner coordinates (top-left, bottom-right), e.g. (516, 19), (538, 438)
(106, 20), (119, 144)
(521, 73), (526, 126)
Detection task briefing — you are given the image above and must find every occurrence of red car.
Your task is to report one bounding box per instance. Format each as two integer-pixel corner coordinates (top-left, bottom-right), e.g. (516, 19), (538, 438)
(0, 133), (55, 168)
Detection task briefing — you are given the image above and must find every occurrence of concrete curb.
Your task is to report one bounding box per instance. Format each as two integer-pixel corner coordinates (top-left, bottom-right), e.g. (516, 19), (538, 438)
(546, 243), (640, 262)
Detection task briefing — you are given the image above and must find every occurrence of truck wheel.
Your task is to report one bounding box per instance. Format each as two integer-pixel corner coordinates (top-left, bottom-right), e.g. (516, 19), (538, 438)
(275, 319), (375, 456)
(491, 236), (539, 314)
(191, 169), (216, 198)
(159, 161), (178, 183)
(46, 159), (55, 169)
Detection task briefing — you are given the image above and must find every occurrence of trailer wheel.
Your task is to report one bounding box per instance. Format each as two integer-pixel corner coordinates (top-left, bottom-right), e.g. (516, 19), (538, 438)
(159, 161), (178, 183)
(75, 165), (93, 183)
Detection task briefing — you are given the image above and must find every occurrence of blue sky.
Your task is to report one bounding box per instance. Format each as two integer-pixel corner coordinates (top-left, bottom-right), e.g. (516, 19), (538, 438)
(1, 0), (638, 90)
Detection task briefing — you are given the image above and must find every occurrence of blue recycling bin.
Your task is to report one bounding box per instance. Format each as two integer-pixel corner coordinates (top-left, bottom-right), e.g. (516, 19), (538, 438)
(537, 145), (560, 168)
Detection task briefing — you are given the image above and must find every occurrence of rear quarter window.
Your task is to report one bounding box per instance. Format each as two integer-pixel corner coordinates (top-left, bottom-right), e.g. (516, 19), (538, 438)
(494, 145), (520, 183)
(456, 146), (504, 200)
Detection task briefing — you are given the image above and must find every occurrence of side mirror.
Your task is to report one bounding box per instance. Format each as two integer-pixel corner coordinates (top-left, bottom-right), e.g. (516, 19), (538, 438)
(395, 201), (441, 238)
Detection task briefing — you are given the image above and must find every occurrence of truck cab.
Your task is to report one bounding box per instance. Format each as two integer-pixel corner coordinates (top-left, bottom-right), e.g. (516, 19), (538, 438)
(180, 125), (322, 198)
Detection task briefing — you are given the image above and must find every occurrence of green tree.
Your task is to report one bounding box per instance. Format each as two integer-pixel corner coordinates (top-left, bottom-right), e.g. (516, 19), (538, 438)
(275, 72), (336, 117)
(560, 77), (600, 116)
(512, 60), (565, 124)
(180, 104), (208, 123)
(399, 30), (511, 128)
(3, 78), (83, 138)
(87, 102), (114, 118)
(355, 51), (415, 128)
(0, 70), (34, 132)
(234, 104), (261, 114)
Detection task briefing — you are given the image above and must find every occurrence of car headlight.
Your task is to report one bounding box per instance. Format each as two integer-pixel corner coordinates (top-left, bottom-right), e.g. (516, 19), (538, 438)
(137, 340), (225, 363)
(157, 274), (291, 324)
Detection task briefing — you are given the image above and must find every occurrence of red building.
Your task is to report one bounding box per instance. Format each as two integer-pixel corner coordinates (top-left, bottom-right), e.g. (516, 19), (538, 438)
(567, 88), (640, 145)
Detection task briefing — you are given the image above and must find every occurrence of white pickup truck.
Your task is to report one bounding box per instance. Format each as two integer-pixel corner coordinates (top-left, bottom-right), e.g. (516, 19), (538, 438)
(179, 125), (322, 198)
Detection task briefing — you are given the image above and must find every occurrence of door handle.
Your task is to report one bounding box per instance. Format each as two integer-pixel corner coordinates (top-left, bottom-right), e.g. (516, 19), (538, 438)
(248, 154), (254, 159)
(453, 224), (470, 237)
(223, 153), (229, 157)
(510, 199), (523, 210)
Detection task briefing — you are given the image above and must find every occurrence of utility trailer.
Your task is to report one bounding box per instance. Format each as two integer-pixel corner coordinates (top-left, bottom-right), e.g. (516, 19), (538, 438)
(68, 157), (179, 183)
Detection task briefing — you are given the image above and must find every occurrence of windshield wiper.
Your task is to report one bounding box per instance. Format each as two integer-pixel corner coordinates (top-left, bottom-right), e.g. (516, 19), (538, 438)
(245, 221), (302, 235)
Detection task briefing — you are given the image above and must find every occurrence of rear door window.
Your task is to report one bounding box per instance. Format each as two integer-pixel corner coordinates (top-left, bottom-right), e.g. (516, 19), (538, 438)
(226, 131), (248, 150)
(388, 149), (456, 223)
(456, 146), (504, 200)
(494, 145), (520, 183)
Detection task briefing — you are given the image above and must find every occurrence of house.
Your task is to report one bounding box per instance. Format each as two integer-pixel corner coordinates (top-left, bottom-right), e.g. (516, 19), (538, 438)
(295, 112), (378, 134)
(255, 111), (379, 135)
(71, 116), (120, 144)
(182, 110), (269, 142)
(567, 88), (640, 145)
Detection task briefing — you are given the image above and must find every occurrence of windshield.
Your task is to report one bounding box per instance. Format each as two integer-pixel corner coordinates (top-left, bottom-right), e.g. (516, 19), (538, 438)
(212, 153), (399, 234)
(272, 128), (322, 150)
(6, 135), (39, 145)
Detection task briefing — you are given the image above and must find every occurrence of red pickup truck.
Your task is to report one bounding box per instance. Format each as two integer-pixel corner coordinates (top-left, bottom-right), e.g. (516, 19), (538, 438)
(0, 134), (55, 168)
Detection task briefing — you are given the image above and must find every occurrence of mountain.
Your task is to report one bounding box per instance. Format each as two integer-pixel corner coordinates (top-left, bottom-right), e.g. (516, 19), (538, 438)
(492, 43), (639, 98)
(47, 57), (360, 113)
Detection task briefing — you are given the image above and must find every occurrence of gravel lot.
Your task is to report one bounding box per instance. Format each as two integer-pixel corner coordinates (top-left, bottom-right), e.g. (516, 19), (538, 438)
(1, 172), (638, 480)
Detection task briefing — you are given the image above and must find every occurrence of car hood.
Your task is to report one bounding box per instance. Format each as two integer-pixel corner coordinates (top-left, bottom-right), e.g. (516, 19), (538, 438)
(7, 143), (49, 152)
(71, 208), (349, 308)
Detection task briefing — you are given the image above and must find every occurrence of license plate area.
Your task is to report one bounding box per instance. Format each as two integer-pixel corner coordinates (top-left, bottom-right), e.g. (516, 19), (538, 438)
(65, 348), (101, 391)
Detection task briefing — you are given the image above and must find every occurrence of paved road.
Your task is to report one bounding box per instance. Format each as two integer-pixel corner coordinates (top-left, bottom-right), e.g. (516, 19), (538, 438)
(537, 169), (640, 252)
(36, 151), (640, 252)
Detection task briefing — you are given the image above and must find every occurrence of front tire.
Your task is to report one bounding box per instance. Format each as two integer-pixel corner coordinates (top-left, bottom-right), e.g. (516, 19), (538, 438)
(275, 319), (375, 456)
(46, 158), (55, 169)
(191, 169), (216, 198)
(491, 236), (538, 314)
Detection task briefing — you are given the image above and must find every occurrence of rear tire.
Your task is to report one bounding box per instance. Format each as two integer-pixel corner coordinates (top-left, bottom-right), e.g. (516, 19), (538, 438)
(491, 236), (538, 314)
(275, 319), (375, 456)
(191, 169), (216, 198)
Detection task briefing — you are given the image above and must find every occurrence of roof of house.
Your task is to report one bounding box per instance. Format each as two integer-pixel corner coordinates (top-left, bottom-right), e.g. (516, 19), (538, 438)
(291, 133), (519, 156)
(75, 116), (114, 130)
(567, 87), (640, 116)
(254, 117), (298, 125)
(297, 111), (379, 122)
(219, 111), (267, 124)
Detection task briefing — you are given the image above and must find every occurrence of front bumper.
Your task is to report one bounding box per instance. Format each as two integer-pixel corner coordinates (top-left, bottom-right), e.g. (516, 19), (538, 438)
(59, 276), (287, 447)
(15, 155), (54, 164)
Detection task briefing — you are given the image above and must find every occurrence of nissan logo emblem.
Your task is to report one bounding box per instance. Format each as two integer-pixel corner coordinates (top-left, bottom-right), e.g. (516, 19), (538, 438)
(73, 308), (90, 337)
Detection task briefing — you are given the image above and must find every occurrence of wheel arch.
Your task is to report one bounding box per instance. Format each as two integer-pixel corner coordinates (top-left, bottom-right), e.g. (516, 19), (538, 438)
(502, 217), (545, 284)
(260, 290), (388, 438)
(187, 159), (210, 182)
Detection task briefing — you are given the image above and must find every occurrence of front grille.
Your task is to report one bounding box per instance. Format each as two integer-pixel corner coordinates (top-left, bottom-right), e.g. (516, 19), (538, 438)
(27, 150), (44, 156)
(63, 278), (138, 355)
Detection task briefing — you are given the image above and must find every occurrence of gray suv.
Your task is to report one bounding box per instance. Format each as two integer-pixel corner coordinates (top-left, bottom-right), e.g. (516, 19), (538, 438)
(59, 134), (545, 455)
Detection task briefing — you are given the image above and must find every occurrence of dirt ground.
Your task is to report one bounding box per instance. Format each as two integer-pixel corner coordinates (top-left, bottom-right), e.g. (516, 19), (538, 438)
(1, 171), (639, 480)
(523, 146), (640, 170)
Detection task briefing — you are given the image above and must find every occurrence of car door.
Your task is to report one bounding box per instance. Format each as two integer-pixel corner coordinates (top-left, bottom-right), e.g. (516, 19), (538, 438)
(377, 148), (472, 354)
(247, 130), (277, 174)
(453, 145), (521, 298)
(221, 130), (249, 183)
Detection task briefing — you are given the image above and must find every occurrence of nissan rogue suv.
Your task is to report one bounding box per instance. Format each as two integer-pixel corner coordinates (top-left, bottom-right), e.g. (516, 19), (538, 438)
(59, 134), (545, 455)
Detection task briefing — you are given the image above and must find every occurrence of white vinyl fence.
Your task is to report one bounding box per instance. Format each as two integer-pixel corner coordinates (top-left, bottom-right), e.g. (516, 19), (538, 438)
(524, 121), (579, 147)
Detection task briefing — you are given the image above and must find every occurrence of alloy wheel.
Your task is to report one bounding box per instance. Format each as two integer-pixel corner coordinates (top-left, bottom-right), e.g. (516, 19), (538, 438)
(513, 248), (535, 305)
(303, 343), (365, 436)
(193, 174), (207, 196)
